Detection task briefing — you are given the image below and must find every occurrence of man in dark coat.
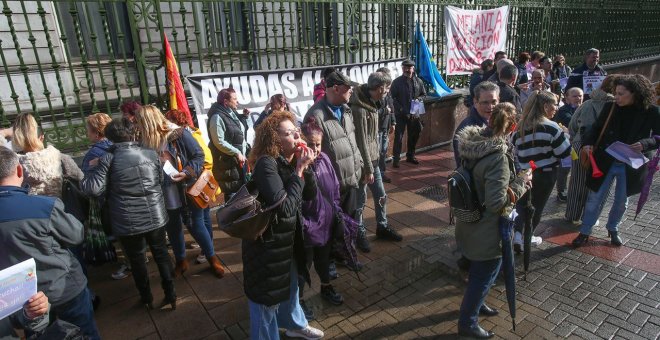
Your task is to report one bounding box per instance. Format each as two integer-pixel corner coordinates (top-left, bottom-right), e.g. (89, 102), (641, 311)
(497, 64), (522, 115)
(375, 67), (396, 183)
(453, 81), (500, 167)
(565, 48), (607, 100)
(390, 59), (426, 167)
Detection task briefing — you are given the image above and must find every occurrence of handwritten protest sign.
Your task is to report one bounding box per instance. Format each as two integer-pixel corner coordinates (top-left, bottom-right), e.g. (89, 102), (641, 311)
(444, 6), (509, 75)
(0, 259), (37, 320)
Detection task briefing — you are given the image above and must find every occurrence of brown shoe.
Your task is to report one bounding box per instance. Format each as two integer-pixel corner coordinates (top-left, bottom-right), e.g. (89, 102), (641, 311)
(208, 256), (226, 278)
(174, 259), (189, 278)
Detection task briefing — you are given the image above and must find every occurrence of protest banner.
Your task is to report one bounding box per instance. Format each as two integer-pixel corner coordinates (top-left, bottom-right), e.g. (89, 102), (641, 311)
(444, 5), (509, 75)
(0, 258), (37, 320)
(187, 59), (404, 144)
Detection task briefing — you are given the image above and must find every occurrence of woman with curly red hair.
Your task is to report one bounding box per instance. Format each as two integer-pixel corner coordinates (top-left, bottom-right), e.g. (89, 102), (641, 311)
(243, 111), (324, 339)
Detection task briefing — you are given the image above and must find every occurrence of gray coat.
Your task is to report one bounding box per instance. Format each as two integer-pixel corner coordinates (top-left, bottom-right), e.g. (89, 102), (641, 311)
(350, 84), (381, 176)
(0, 186), (86, 307)
(81, 142), (168, 236)
(304, 97), (363, 191)
(568, 88), (614, 143)
(454, 126), (528, 261)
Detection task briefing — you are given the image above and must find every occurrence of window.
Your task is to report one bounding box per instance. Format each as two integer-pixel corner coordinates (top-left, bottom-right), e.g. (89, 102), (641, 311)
(56, 2), (134, 60)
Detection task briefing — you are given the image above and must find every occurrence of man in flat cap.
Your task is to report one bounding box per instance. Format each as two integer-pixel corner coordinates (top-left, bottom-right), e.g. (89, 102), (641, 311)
(305, 70), (363, 240)
(390, 59), (426, 167)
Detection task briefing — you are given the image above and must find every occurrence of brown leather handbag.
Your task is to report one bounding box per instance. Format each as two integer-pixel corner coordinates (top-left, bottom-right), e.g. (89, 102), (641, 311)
(186, 170), (219, 209)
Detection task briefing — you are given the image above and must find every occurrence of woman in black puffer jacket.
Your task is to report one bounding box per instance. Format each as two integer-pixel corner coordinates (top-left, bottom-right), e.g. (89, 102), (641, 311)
(81, 118), (175, 310)
(244, 111), (324, 340)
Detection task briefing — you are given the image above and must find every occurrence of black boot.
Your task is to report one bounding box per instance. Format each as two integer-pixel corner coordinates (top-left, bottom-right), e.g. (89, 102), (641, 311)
(572, 233), (590, 248)
(376, 225), (403, 241)
(608, 231), (623, 246)
(162, 283), (177, 310)
(458, 325), (495, 339)
(479, 304), (499, 316)
(140, 291), (153, 310)
(392, 159), (400, 168)
(356, 227), (371, 253)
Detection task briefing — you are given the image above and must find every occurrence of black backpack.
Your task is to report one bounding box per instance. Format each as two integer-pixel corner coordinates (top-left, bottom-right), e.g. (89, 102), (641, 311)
(447, 152), (497, 224)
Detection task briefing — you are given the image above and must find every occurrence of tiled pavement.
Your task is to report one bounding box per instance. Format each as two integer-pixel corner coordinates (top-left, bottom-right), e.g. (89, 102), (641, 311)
(90, 146), (660, 339)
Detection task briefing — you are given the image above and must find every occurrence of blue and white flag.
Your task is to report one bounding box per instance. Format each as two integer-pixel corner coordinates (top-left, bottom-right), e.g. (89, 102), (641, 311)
(414, 22), (452, 97)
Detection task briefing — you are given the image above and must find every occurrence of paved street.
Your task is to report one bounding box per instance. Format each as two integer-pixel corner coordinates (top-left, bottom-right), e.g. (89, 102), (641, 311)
(90, 146), (660, 339)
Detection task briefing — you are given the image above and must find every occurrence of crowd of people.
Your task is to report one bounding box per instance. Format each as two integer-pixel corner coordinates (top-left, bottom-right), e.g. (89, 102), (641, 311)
(0, 46), (658, 340)
(0, 60), (426, 339)
(454, 47), (660, 338)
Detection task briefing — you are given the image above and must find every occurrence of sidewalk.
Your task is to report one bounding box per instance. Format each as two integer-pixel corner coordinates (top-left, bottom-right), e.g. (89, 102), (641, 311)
(89, 146), (660, 339)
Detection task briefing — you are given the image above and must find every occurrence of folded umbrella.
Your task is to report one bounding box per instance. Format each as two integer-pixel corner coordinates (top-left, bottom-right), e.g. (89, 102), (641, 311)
(523, 161), (537, 278)
(635, 135), (660, 220)
(499, 210), (518, 331)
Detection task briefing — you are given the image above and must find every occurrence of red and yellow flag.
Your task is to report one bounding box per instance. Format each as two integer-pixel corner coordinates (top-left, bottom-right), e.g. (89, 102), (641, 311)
(164, 34), (194, 127)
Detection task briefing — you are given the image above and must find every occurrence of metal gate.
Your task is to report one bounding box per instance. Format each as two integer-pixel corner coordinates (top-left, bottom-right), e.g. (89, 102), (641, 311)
(1, 0), (659, 152)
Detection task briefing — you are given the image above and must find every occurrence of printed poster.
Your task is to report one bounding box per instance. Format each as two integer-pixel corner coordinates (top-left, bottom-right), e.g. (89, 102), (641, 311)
(0, 258), (38, 320)
(187, 59), (405, 144)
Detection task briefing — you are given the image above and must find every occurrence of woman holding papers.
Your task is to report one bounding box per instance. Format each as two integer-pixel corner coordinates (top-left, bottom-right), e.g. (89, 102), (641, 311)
(573, 75), (660, 247)
(134, 106), (226, 279)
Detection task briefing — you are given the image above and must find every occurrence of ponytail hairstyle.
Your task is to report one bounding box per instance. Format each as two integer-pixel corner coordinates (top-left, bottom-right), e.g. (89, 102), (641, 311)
(489, 102), (517, 137)
(12, 113), (44, 153)
(517, 90), (557, 145)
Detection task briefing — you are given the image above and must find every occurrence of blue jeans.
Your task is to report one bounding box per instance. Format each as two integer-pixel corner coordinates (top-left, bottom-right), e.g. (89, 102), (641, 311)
(51, 287), (101, 340)
(166, 205), (216, 261)
(378, 130), (389, 177)
(356, 163), (388, 230)
(580, 162), (628, 235)
(248, 261), (307, 339)
(458, 258), (502, 330)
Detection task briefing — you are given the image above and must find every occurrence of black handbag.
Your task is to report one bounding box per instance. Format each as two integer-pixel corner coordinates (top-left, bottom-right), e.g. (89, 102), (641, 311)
(216, 180), (286, 241)
(61, 177), (89, 223)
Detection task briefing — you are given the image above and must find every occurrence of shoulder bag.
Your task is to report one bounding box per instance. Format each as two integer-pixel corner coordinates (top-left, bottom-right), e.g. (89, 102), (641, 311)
(216, 178), (286, 241)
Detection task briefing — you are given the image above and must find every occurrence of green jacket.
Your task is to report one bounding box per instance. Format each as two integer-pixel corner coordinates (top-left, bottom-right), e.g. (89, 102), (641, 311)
(350, 84), (381, 176)
(454, 126), (528, 261)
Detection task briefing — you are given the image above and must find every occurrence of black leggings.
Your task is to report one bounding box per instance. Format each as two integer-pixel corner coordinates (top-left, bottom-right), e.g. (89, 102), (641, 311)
(119, 227), (174, 301)
(299, 243), (332, 296)
(514, 167), (558, 234)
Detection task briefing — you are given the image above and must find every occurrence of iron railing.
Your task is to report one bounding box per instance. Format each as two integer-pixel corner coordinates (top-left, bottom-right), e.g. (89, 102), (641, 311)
(1, 0), (659, 152)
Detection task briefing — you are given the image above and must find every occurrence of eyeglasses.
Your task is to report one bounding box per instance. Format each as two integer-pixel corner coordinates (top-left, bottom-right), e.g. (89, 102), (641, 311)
(477, 100), (498, 106)
(279, 127), (301, 137)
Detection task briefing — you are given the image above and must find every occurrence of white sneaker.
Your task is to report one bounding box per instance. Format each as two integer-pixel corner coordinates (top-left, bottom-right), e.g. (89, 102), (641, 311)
(111, 264), (130, 280)
(531, 236), (543, 246)
(196, 254), (208, 264)
(285, 325), (324, 339)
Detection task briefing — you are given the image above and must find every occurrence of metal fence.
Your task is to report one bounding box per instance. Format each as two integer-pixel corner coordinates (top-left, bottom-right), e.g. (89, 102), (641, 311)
(1, 0), (659, 151)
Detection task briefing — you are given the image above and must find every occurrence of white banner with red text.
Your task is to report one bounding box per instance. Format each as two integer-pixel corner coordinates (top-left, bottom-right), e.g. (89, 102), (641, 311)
(444, 5), (509, 75)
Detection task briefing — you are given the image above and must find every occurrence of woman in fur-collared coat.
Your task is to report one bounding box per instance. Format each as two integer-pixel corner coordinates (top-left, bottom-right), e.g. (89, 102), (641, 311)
(455, 103), (531, 339)
(11, 113), (82, 197)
